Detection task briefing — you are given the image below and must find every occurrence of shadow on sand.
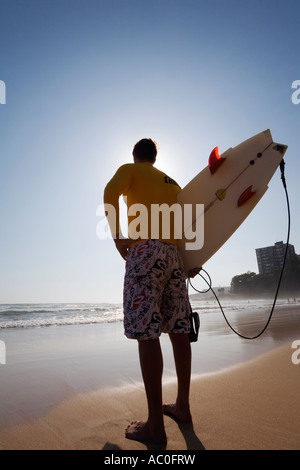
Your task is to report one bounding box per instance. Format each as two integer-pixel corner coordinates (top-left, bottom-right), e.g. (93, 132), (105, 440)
(176, 421), (205, 450)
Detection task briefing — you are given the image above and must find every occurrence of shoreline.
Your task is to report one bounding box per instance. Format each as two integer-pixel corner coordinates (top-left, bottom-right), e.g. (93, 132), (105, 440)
(0, 342), (299, 450)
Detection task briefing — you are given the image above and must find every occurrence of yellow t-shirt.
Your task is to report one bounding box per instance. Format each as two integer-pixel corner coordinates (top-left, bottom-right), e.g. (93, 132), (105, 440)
(104, 162), (181, 246)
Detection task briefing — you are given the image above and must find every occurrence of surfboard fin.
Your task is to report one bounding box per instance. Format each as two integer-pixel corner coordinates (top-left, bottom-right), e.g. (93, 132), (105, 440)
(238, 185), (256, 207)
(209, 147), (226, 174)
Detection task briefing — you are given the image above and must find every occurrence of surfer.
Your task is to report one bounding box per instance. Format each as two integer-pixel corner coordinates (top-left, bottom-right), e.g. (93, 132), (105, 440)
(104, 138), (200, 445)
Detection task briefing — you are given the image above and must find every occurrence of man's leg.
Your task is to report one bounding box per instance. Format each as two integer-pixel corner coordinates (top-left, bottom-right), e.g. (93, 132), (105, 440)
(125, 338), (167, 444)
(163, 332), (192, 423)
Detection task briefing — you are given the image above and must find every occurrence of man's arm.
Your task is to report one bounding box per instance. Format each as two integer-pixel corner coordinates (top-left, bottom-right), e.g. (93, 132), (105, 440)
(103, 165), (133, 259)
(113, 236), (133, 261)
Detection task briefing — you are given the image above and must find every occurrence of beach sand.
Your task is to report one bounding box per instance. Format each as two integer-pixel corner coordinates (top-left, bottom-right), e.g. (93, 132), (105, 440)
(0, 343), (300, 450)
(0, 343), (299, 450)
(0, 304), (299, 450)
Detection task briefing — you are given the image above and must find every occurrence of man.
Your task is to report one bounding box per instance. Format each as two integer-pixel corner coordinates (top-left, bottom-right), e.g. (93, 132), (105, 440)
(104, 138), (200, 445)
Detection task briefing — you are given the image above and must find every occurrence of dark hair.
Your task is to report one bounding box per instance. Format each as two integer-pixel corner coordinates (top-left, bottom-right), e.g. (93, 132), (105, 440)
(132, 138), (157, 163)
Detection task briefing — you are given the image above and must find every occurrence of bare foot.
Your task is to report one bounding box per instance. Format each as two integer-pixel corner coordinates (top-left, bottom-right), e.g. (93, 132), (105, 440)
(125, 420), (167, 445)
(163, 403), (192, 423)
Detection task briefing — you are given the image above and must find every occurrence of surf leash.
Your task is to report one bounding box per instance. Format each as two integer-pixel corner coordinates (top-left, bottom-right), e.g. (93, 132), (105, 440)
(188, 158), (291, 340)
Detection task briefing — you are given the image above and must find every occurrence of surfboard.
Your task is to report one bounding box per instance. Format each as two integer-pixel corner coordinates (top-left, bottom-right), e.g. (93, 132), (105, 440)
(177, 129), (288, 275)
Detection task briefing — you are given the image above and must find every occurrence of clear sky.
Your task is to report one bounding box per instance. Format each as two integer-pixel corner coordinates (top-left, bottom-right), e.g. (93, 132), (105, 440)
(0, 0), (299, 303)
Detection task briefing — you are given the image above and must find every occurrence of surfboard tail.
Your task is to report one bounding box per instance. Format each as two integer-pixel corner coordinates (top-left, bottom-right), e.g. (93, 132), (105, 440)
(272, 143), (288, 156)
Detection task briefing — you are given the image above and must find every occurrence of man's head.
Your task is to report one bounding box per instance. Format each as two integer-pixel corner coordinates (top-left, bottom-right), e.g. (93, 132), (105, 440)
(132, 138), (157, 164)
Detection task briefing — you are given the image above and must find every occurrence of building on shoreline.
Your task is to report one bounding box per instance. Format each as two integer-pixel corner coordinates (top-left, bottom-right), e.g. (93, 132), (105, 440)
(256, 241), (297, 275)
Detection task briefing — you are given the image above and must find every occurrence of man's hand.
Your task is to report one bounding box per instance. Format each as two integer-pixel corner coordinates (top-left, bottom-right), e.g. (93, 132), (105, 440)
(188, 267), (202, 278)
(114, 238), (133, 261)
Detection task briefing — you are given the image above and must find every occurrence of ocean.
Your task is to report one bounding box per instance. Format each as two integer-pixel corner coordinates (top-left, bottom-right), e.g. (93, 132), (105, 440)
(0, 297), (298, 329)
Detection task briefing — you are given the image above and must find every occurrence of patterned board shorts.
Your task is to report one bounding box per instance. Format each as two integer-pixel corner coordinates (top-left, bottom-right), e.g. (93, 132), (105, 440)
(123, 239), (190, 340)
